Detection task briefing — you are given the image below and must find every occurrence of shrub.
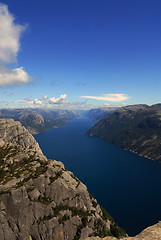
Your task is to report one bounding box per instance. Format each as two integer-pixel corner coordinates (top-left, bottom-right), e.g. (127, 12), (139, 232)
(58, 214), (70, 224)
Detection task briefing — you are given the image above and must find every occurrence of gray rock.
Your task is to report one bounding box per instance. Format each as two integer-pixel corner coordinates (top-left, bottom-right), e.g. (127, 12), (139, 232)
(0, 119), (126, 240)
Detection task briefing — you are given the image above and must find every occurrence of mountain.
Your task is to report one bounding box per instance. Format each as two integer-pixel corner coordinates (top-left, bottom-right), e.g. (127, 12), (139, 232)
(0, 118), (126, 240)
(87, 107), (117, 122)
(0, 109), (80, 134)
(87, 104), (161, 162)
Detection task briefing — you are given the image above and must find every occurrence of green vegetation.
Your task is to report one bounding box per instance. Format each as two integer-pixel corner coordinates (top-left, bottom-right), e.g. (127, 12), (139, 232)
(110, 223), (127, 238)
(16, 176), (31, 188)
(93, 218), (110, 237)
(38, 194), (52, 204)
(0, 167), (6, 182)
(100, 206), (126, 238)
(0, 145), (19, 162)
(49, 171), (63, 183)
(87, 104), (161, 161)
(33, 165), (48, 178)
(73, 216), (88, 240)
(92, 200), (98, 208)
(26, 186), (35, 192)
(0, 189), (11, 195)
(40, 213), (53, 221)
(52, 204), (90, 218)
(58, 214), (70, 224)
(89, 193), (94, 199)
(75, 193), (80, 197)
(70, 174), (80, 187)
(73, 227), (82, 240)
(101, 206), (114, 222)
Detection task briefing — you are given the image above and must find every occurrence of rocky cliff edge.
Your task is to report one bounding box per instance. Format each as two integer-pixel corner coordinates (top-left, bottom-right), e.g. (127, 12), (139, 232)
(86, 221), (161, 240)
(0, 119), (126, 240)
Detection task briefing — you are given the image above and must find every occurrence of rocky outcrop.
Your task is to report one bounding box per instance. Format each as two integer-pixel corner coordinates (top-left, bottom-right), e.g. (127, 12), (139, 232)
(0, 119), (126, 240)
(0, 119), (44, 155)
(87, 104), (161, 162)
(86, 221), (161, 240)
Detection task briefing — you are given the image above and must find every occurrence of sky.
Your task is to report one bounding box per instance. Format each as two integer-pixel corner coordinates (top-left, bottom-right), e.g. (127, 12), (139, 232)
(0, 0), (160, 110)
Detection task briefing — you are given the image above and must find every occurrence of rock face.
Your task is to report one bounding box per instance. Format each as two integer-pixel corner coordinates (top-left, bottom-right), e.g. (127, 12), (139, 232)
(87, 104), (161, 162)
(0, 119), (126, 240)
(0, 119), (44, 155)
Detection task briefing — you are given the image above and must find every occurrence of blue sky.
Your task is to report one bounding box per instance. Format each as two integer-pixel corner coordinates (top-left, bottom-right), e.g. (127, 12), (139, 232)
(0, 0), (160, 109)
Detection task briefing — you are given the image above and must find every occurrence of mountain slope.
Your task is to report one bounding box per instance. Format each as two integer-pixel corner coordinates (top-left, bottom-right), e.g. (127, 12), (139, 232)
(0, 109), (80, 134)
(0, 119), (126, 240)
(87, 104), (161, 162)
(87, 107), (117, 122)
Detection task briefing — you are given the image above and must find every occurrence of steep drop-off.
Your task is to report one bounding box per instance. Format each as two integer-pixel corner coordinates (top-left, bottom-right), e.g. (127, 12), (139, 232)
(87, 104), (161, 162)
(0, 119), (126, 240)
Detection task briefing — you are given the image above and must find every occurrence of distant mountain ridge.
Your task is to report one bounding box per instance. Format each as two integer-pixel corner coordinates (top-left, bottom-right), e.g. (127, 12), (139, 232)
(0, 109), (80, 134)
(87, 107), (117, 122)
(87, 104), (161, 162)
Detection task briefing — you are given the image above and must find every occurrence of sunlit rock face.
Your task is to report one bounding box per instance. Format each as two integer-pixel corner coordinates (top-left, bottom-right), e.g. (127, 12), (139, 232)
(0, 118), (126, 240)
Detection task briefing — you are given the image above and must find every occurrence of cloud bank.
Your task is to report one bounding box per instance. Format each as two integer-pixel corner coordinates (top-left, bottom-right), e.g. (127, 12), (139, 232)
(20, 94), (68, 106)
(20, 94), (87, 109)
(0, 3), (31, 87)
(48, 94), (67, 104)
(81, 94), (130, 102)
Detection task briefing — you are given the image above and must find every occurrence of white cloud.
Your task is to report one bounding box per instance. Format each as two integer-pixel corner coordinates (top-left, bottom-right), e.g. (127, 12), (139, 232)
(33, 99), (43, 105)
(0, 3), (31, 87)
(19, 94), (89, 109)
(20, 97), (33, 104)
(0, 66), (32, 86)
(39, 95), (48, 100)
(0, 3), (25, 63)
(48, 94), (67, 104)
(20, 94), (68, 106)
(81, 94), (130, 102)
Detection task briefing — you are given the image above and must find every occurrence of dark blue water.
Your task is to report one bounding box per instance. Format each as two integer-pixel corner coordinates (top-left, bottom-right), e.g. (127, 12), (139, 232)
(35, 118), (161, 236)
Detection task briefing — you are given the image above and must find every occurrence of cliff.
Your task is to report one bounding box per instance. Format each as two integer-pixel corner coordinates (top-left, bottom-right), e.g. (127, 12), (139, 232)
(87, 104), (161, 162)
(86, 221), (161, 239)
(0, 119), (126, 240)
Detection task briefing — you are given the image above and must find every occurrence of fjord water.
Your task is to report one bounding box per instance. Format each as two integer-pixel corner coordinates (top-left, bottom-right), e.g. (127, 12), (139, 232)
(35, 118), (161, 236)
